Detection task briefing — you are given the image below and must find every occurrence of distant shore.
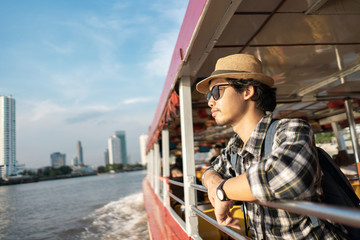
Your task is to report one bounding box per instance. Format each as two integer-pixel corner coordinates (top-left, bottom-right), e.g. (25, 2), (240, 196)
(0, 172), (96, 186)
(0, 168), (145, 186)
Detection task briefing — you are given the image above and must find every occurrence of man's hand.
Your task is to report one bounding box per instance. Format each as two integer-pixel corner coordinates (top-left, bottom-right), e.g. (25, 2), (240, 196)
(214, 198), (240, 229)
(204, 171), (241, 229)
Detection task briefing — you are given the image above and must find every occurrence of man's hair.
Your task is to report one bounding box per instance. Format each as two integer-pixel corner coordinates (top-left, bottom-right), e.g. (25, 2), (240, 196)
(170, 165), (183, 178)
(226, 78), (277, 112)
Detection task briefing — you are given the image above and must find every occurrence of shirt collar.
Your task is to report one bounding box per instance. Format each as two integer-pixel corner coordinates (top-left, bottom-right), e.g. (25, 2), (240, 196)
(242, 113), (273, 158)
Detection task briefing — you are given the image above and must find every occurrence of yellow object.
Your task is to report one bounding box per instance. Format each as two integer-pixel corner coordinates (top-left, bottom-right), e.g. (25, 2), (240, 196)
(351, 182), (360, 198)
(198, 205), (251, 239)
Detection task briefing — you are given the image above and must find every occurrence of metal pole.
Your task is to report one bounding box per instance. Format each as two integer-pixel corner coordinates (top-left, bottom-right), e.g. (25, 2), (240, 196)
(335, 47), (360, 177)
(261, 200), (360, 229)
(179, 76), (200, 238)
(146, 151), (150, 183)
(331, 122), (346, 151)
(344, 100), (360, 178)
(154, 143), (161, 196)
(152, 149), (155, 188)
(149, 149), (154, 188)
(162, 129), (170, 206)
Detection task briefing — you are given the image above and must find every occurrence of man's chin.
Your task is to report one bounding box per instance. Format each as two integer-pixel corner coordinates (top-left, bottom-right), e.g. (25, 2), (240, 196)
(215, 118), (227, 126)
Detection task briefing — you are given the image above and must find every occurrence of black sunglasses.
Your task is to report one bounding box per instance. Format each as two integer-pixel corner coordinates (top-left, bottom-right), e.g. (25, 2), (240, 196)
(206, 84), (231, 101)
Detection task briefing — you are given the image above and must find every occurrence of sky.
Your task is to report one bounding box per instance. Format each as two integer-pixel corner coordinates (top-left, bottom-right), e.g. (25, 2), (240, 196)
(0, 0), (189, 169)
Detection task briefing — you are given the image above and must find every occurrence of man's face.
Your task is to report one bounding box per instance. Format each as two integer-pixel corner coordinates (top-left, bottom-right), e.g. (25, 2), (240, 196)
(207, 78), (247, 126)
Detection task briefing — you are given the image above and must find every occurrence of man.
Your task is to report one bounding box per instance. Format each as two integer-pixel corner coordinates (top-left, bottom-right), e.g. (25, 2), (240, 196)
(196, 54), (340, 239)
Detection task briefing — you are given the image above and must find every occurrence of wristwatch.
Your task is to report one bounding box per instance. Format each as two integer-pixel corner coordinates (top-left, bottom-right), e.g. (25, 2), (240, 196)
(217, 179), (229, 201)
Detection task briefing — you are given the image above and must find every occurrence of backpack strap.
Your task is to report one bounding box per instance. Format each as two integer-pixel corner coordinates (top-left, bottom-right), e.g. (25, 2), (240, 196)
(264, 119), (279, 158)
(258, 119), (279, 239)
(230, 151), (237, 170)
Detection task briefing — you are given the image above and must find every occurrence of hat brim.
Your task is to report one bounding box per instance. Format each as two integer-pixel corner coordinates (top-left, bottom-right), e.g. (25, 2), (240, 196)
(196, 72), (274, 94)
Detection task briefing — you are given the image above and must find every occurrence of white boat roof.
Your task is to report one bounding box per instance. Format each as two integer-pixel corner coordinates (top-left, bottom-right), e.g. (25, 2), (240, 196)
(146, 0), (360, 151)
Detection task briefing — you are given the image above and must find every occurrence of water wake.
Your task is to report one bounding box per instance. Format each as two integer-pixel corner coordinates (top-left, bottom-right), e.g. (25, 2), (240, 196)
(81, 192), (149, 240)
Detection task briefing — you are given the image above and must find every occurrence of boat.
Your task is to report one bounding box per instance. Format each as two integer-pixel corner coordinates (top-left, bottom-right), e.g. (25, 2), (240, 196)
(142, 0), (360, 239)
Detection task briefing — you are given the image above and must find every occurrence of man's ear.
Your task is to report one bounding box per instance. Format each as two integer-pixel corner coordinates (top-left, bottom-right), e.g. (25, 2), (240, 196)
(243, 86), (255, 100)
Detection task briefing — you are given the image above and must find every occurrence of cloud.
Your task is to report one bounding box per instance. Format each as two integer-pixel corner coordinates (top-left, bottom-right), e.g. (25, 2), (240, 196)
(122, 97), (153, 105)
(143, 1), (187, 78)
(20, 98), (114, 125)
(43, 40), (74, 55)
(112, 1), (130, 11)
(145, 30), (179, 78)
(64, 104), (115, 124)
(65, 111), (107, 124)
(29, 100), (65, 122)
(153, 1), (187, 25)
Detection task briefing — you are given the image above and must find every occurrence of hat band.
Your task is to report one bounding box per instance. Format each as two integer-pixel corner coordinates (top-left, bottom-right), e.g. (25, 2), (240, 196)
(210, 70), (250, 76)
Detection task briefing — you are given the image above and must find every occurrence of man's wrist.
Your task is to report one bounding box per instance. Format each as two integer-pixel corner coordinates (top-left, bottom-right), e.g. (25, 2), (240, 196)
(217, 179), (229, 201)
(203, 170), (222, 188)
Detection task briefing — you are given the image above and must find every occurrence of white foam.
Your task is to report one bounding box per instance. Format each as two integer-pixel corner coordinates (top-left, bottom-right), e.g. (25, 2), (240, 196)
(81, 192), (149, 240)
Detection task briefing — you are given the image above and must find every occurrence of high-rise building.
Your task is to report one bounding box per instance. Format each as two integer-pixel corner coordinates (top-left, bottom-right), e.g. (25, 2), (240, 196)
(50, 152), (66, 168)
(115, 131), (127, 165)
(108, 136), (121, 164)
(139, 134), (148, 166)
(72, 156), (79, 166)
(104, 149), (109, 166)
(76, 141), (83, 166)
(0, 96), (16, 179)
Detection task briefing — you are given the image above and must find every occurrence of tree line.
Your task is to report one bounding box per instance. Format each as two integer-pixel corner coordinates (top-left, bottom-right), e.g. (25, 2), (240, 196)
(21, 165), (73, 178)
(97, 163), (144, 173)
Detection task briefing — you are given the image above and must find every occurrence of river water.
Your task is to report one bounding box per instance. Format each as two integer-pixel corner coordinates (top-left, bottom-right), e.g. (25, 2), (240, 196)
(0, 170), (149, 240)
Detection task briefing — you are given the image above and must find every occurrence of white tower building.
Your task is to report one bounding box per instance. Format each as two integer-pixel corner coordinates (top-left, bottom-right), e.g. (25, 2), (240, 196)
(108, 136), (121, 164)
(0, 96), (16, 179)
(139, 134), (148, 166)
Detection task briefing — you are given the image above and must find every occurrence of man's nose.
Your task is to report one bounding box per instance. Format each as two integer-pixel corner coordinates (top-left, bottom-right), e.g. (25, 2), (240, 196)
(208, 97), (215, 108)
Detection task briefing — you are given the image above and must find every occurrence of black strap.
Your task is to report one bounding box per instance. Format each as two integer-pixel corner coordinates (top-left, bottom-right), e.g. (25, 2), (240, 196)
(264, 119), (279, 158)
(230, 151), (237, 171)
(260, 119), (279, 239)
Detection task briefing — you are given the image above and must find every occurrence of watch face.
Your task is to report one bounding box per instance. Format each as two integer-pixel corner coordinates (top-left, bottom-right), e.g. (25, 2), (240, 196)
(217, 189), (224, 200)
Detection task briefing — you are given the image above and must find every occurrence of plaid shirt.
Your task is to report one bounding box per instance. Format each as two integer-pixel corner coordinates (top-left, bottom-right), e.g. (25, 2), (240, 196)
(204, 114), (340, 239)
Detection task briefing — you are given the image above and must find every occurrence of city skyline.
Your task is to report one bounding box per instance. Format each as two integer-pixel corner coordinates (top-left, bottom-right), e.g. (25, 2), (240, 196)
(0, 0), (188, 168)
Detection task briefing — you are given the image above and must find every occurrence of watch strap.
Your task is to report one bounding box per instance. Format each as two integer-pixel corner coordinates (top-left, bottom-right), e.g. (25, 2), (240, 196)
(217, 179), (229, 201)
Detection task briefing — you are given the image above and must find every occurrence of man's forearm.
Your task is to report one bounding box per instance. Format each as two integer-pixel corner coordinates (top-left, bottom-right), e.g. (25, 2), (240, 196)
(203, 170), (223, 189)
(203, 170), (257, 202)
(225, 173), (257, 202)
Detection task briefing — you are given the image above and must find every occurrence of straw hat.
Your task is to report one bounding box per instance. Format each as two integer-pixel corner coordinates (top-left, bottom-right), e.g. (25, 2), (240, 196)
(196, 54), (274, 94)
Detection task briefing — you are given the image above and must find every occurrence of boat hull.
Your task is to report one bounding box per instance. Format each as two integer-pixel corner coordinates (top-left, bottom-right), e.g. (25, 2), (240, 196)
(142, 177), (190, 240)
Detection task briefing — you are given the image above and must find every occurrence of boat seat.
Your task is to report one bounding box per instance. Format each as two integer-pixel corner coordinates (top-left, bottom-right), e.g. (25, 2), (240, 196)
(199, 205), (252, 239)
(199, 208), (224, 240)
(351, 182), (360, 198)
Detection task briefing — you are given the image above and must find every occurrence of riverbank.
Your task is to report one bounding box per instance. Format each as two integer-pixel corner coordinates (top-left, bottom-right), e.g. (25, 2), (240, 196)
(0, 172), (98, 186)
(1, 166), (146, 186)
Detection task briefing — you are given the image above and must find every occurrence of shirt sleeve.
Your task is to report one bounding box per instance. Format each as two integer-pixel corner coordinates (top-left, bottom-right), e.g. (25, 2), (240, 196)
(246, 119), (320, 202)
(201, 146), (236, 185)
